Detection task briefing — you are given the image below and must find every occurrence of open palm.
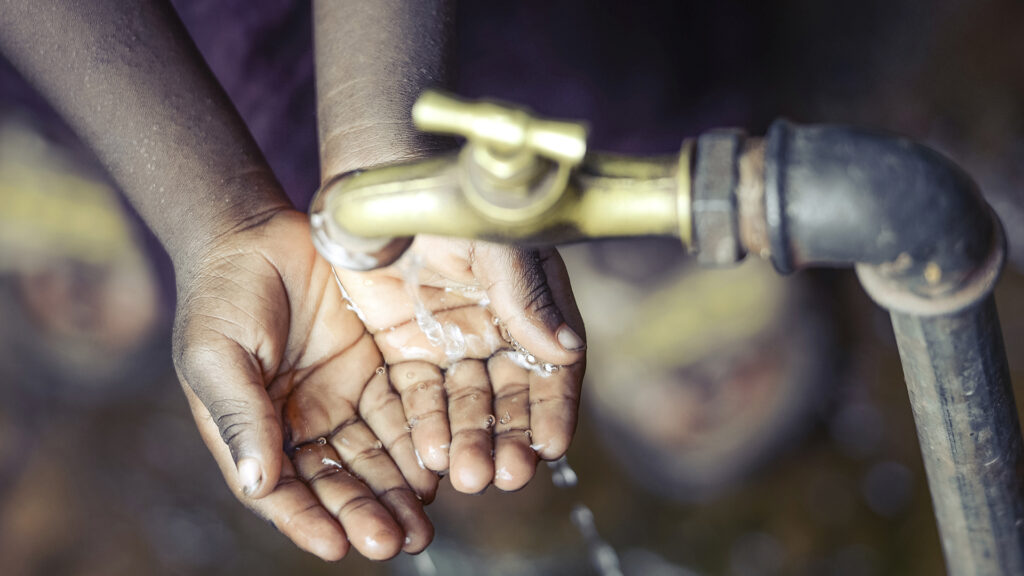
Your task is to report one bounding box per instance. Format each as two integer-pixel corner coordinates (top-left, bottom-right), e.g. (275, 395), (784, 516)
(335, 237), (587, 494)
(172, 209), (435, 561)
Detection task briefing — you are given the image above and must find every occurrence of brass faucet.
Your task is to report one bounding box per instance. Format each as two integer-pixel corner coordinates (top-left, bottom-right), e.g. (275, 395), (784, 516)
(308, 91), (1024, 575)
(309, 90), (694, 270)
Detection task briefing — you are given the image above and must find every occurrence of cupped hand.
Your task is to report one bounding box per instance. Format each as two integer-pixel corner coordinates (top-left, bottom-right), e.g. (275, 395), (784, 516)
(335, 237), (587, 494)
(172, 209), (437, 561)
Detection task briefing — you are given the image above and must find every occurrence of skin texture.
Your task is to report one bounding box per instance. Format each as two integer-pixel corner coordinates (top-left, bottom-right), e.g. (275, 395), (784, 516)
(1, 0), (588, 561)
(336, 241), (587, 492)
(0, 0), (430, 560)
(314, 0), (587, 493)
(0, 0), (290, 271)
(176, 210), (435, 559)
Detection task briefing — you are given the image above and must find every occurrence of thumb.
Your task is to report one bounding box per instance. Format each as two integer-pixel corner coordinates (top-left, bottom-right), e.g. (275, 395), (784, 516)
(174, 333), (283, 499)
(472, 244), (586, 367)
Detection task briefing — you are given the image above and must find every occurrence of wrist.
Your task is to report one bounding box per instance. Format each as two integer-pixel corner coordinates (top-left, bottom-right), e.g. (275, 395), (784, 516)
(165, 170), (291, 279)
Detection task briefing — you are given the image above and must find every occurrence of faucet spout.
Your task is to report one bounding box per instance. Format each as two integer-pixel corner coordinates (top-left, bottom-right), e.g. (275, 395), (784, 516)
(309, 146), (695, 270)
(310, 90), (696, 270)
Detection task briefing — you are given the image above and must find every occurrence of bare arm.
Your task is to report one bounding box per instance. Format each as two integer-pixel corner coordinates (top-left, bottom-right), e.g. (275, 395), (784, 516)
(0, 0), (290, 271)
(0, 1), (438, 560)
(314, 0), (455, 177)
(313, 0), (588, 493)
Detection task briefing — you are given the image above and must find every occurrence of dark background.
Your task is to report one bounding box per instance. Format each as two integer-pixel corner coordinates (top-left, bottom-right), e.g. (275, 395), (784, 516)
(1, 1), (1023, 574)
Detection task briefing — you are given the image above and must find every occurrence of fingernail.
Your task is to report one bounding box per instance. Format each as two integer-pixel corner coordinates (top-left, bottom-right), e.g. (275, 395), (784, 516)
(238, 458), (262, 496)
(556, 324), (585, 351)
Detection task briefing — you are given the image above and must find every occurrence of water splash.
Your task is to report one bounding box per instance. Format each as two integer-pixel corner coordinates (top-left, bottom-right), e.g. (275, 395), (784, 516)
(548, 456), (624, 576)
(411, 549), (438, 576)
(331, 266), (369, 323)
(401, 255), (468, 363)
(547, 456), (579, 489)
(572, 504), (624, 576)
(495, 318), (561, 377)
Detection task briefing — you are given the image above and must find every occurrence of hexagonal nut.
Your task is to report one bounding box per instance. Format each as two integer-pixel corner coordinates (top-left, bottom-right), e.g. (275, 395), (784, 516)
(693, 129), (747, 266)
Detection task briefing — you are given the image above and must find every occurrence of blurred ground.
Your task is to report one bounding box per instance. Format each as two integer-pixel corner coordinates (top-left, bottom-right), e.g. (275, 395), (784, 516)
(2, 1), (1024, 575)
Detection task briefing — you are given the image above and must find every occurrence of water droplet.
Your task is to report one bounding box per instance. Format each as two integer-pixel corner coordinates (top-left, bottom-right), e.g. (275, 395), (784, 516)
(525, 429), (533, 439)
(375, 366), (386, 376)
(492, 316), (501, 326)
(499, 410), (512, 424)
(484, 415), (496, 428)
(406, 372), (415, 379)
(471, 393), (479, 401)
(543, 363), (559, 374)
(526, 354), (537, 365)
(322, 457), (344, 469)
(316, 437), (327, 446)
(547, 456), (579, 488)
(374, 440), (383, 450)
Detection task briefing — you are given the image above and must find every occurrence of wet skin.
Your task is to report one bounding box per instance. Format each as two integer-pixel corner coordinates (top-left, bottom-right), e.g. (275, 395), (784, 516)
(1, 0), (587, 562)
(176, 210), (586, 560)
(337, 238), (587, 494)
(176, 210), (434, 560)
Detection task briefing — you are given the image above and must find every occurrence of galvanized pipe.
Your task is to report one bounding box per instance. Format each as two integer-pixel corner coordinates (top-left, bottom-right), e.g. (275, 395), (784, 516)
(735, 120), (1024, 576)
(893, 297), (1024, 575)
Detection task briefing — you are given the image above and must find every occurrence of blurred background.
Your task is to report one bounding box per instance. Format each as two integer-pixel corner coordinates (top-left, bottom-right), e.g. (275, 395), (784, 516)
(2, 0), (1024, 574)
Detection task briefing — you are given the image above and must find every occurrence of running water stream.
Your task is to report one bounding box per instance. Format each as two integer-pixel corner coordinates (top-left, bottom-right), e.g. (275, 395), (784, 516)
(549, 456), (625, 576)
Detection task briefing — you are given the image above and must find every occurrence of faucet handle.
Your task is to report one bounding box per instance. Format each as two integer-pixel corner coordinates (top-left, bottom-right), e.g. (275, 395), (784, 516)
(412, 90), (587, 168)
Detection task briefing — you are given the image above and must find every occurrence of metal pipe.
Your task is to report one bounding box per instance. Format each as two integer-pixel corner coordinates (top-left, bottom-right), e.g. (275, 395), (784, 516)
(308, 93), (1022, 573)
(748, 120), (1021, 576)
(893, 297), (1024, 575)
(760, 120), (994, 296)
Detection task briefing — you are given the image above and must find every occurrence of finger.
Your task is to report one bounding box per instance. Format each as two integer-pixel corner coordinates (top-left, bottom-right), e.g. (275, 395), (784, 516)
(488, 353), (538, 491)
(445, 359), (495, 493)
(327, 416), (434, 553)
(279, 334), (437, 498)
(529, 252), (586, 460)
(472, 244), (586, 366)
(528, 361), (585, 460)
(389, 361), (451, 471)
(293, 440), (404, 560)
(174, 332), (282, 499)
(184, 386), (349, 561)
(359, 366), (440, 503)
(282, 336), (434, 555)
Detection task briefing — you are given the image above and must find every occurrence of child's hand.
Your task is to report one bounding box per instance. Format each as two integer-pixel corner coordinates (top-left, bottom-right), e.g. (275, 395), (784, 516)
(335, 237), (586, 494)
(173, 210), (435, 561)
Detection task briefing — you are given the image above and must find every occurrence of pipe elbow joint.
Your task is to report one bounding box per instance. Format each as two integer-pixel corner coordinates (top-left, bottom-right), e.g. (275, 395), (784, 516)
(762, 120), (1004, 314)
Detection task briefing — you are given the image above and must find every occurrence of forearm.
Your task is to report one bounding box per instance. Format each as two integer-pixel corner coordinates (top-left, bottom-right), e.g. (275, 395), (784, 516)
(313, 0), (455, 179)
(0, 0), (290, 271)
